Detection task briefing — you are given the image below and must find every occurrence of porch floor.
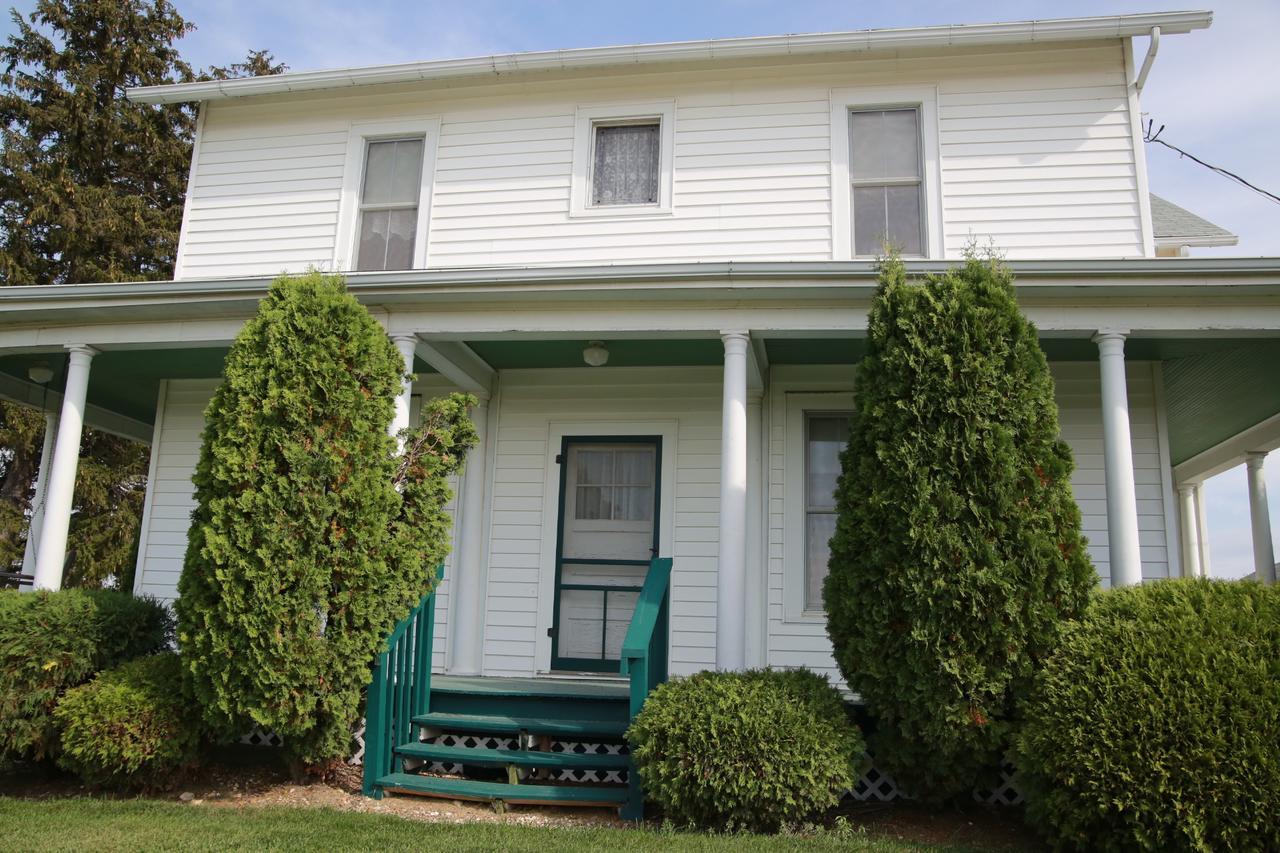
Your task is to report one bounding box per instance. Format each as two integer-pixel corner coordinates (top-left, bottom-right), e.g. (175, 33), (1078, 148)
(431, 674), (629, 700)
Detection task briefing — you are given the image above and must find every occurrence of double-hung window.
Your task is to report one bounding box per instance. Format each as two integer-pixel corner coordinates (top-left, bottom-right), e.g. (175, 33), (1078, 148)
(355, 138), (424, 271)
(804, 413), (851, 610)
(849, 108), (925, 257)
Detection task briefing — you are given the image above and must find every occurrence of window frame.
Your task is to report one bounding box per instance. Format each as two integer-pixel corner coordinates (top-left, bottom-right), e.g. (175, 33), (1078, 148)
(570, 101), (676, 218)
(783, 390), (855, 622)
(830, 85), (943, 260)
(334, 117), (441, 271)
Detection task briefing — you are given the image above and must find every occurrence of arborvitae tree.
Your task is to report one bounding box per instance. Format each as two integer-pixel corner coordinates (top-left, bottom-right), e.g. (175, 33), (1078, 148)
(824, 253), (1096, 801)
(176, 271), (476, 770)
(0, 0), (284, 584)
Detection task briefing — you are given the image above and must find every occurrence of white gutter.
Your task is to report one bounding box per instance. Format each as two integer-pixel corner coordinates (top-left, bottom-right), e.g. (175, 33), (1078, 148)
(1135, 26), (1162, 92)
(127, 10), (1212, 104)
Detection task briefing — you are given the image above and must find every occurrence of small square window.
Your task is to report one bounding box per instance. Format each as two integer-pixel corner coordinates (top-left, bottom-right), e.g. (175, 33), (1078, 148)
(591, 121), (660, 207)
(849, 108), (924, 256)
(355, 138), (424, 271)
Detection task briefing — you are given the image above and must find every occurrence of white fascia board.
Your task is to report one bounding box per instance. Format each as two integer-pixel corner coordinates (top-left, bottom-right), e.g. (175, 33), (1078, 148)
(1155, 234), (1241, 249)
(125, 11), (1212, 105)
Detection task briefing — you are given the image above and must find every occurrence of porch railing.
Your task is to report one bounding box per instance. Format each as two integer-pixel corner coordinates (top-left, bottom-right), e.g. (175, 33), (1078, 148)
(618, 556), (672, 820)
(361, 563), (443, 798)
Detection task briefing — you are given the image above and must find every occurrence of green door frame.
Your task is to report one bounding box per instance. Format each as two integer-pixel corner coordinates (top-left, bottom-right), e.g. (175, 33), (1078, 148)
(550, 434), (663, 673)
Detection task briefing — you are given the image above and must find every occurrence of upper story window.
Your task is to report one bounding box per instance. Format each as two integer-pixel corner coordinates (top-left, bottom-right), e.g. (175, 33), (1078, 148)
(830, 86), (940, 260)
(570, 102), (675, 218)
(591, 121), (660, 207)
(804, 413), (851, 610)
(849, 108), (923, 257)
(356, 138), (425, 271)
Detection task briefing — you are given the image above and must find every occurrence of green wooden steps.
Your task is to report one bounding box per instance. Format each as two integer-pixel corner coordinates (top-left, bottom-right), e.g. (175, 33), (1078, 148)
(395, 742), (629, 770)
(377, 773), (629, 806)
(413, 711), (628, 739)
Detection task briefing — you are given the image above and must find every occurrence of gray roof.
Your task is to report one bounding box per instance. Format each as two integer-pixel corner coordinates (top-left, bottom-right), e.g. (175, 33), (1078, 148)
(1150, 194), (1237, 245)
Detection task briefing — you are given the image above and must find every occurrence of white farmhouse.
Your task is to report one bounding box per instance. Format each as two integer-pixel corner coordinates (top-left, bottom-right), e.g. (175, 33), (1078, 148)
(3, 10), (1276, 810)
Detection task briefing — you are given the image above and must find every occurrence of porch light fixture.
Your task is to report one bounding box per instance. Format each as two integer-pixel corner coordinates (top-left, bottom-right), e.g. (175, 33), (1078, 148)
(27, 362), (54, 384)
(582, 341), (609, 367)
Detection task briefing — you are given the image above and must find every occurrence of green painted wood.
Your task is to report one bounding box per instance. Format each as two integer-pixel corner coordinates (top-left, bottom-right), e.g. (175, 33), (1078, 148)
(377, 773), (628, 805)
(618, 556), (673, 821)
(412, 712), (628, 739)
(430, 675), (628, 700)
(394, 742), (630, 770)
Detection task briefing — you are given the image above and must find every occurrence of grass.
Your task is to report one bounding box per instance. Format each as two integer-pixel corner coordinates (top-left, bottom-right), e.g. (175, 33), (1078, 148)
(0, 798), (997, 853)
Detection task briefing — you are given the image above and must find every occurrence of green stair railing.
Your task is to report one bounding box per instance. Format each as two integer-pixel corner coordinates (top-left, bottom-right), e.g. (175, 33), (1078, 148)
(362, 564), (444, 798)
(618, 556), (672, 821)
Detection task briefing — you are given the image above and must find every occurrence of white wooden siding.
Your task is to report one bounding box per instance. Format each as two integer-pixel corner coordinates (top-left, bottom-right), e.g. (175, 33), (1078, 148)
(176, 40), (1144, 277)
(134, 361), (1172, 684)
(765, 361), (1172, 683)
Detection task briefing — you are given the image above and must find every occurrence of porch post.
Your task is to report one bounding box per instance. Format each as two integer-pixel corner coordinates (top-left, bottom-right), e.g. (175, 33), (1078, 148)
(1245, 452), (1276, 585)
(716, 331), (749, 671)
(450, 393), (490, 675)
(744, 390), (766, 668)
(1177, 484), (1203, 578)
(19, 412), (58, 588)
(1094, 331), (1143, 587)
(389, 334), (417, 447)
(33, 345), (96, 591)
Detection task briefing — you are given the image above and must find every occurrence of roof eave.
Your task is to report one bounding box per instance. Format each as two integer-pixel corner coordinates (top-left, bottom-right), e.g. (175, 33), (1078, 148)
(125, 10), (1213, 105)
(1155, 234), (1241, 248)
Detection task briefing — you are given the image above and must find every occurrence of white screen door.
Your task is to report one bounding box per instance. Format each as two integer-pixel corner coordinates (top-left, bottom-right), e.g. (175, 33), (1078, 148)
(551, 437), (660, 671)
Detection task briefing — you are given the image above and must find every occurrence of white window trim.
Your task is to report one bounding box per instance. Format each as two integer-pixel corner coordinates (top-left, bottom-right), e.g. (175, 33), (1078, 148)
(334, 117), (442, 271)
(830, 85), (943, 260)
(784, 390), (855, 623)
(570, 101), (676, 219)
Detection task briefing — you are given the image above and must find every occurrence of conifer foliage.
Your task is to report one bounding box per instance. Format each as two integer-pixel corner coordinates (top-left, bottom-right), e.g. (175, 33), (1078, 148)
(823, 254), (1095, 801)
(176, 272), (476, 769)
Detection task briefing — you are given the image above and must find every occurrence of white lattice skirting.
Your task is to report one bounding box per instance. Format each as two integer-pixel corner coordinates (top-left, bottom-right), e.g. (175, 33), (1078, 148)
(244, 721), (1022, 805)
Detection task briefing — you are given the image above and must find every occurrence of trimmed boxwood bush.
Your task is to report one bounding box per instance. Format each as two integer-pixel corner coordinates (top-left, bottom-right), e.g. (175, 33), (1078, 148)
(0, 588), (172, 760)
(1016, 578), (1280, 852)
(824, 254), (1095, 801)
(177, 271), (476, 769)
(54, 653), (199, 789)
(627, 668), (863, 831)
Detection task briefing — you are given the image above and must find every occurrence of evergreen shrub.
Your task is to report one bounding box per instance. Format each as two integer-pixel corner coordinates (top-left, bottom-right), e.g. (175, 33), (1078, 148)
(54, 653), (199, 789)
(627, 668), (863, 831)
(824, 254), (1096, 801)
(0, 588), (171, 760)
(177, 271), (476, 769)
(1016, 579), (1280, 852)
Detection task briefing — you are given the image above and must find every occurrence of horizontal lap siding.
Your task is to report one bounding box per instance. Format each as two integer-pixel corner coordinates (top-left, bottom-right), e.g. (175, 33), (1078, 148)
(483, 369), (720, 678)
(177, 41), (1142, 278)
(765, 362), (1171, 684)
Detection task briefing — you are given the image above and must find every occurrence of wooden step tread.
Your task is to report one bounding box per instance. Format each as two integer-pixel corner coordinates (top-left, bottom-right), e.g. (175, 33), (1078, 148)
(413, 712), (628, 738)
(377, 772), (628, 805)
(396, 742), (629, 770)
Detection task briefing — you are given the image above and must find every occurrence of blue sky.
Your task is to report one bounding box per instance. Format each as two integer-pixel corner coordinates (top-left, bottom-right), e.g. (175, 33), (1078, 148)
(5, 1), (1278, 577)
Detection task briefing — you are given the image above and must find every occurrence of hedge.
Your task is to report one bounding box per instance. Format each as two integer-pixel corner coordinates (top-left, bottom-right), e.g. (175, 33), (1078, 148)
(627, 668), (864, 831)
(54, 653), (200, 788)
(824, 253), (1095, 800)
(1016, 578), (1280, 851)
(0, 588), (172, 760)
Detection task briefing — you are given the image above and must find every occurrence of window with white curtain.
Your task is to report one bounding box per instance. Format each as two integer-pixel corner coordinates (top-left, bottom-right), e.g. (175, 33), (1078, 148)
(849, 108), (924, 257)
(805, 413), (851, 610)
(591, 121), (661, 207)
(355, 137), (424, 271)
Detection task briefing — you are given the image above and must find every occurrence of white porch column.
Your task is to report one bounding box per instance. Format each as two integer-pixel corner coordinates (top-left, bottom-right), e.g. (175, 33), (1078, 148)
(389, 334), (418, 446)
(1194, 484), (1213, 576)
(744, 390), (766, 668)
(1178, 484), (1203, 578)
(33, 345), (96, 591)
(1245, 452), (1276, 585)
(20, 412), (58, 587)
(1094, 331), (1143, 587)
(716, 331), (749, 671)
(450, 393), (491, 675)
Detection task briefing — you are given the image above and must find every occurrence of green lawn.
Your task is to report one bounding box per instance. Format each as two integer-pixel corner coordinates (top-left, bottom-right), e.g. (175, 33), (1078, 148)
(0, 798), (994, 853)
